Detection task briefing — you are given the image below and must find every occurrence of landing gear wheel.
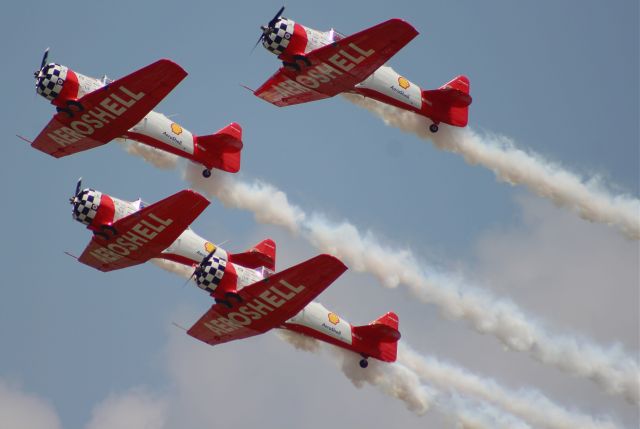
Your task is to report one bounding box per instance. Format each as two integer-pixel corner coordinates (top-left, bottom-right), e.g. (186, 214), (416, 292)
(202, 169), (211, 178)
(293, 54), (312, 67)
(429, 123), (439, 133)
(359, 358), (369, 369)
(215, 298), (233, 309)
(282, 61), (300, 72)
(56, 106), (74, 118)
(225, 292), (243, 303)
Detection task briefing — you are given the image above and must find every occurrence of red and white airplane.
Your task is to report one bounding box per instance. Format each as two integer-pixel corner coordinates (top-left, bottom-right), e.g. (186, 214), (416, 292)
(69, 180), (400, 368)
(253, 7), (472, 132)
(25, 50), (242, 178)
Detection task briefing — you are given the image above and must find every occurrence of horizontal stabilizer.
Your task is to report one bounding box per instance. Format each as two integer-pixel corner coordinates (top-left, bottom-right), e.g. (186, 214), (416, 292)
(352, 311), (400, 362)
(195, 122), (243, 173)
(230, 238), (276, 271)
(422, 75), (472, 127)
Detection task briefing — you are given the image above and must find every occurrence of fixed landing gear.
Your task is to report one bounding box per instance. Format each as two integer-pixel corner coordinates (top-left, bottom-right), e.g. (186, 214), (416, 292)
(56, 100), (85, 118)
(282, 61), (300, 72)
(215, 292), (242, 309)
(202, 169), (211, 178)
(293, 54), (311, 67)
(215, 298), (233, 309)
(429, 123), (439, 133)
(359, 358), (369, 369)
(282, 55), (311, 72)
(225, 292), (243, 304)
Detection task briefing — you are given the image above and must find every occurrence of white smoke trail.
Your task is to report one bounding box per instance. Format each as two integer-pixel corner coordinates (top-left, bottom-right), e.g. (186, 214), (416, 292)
(449, 395), (532, 429)
(278, 330), (530, 428)
(146, 188), (615, 428)
(152, 258), (534, 427)
(342, 93), (640, 240)
(399, 344), (620, 429)
(117, 139), (179, 170)
(192, 173), (306, 234)
(330, 344), (433, 415)
(181, 164), (639, 404)
(150, 258), (193, 278)
(119, 144), (639, 404)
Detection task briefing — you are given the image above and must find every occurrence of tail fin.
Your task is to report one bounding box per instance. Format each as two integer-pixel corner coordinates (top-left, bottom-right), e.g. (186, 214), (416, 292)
(352, 312), (401, 362)
(195, 122), (243, 173)
(422, 75), (472, 127)
(229, 238), (276, 271)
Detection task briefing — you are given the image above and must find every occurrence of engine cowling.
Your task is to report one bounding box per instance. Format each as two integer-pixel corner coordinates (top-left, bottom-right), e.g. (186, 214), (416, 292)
(71, 188), (140, 235)
(35, 62), (104, 108)
(195, 250), (237, 294)
(35, 63), (70, 102)
(262, 18), (296, 56)
(72, 188), (106, 227)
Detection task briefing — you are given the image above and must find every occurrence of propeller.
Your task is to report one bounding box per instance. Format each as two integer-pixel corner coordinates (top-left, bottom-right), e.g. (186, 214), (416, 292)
(34, 48), (50, 79)
(184, 248), (217, 287)
(70, 177), (82, 205)
(252, 5), (285, 53)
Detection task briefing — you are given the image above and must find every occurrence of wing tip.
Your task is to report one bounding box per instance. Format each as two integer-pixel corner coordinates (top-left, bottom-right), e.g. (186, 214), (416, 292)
(384, 18), (419, 36)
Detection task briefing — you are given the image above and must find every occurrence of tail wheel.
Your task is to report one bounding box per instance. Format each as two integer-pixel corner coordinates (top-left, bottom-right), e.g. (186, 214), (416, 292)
(202, 169), (212, 178)
(429, 123), (439, 133)
(359, 358), (369, 369)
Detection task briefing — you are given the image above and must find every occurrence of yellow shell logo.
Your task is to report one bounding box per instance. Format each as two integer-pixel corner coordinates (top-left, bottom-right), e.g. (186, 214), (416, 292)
(328, 313), (340, 325)
(398, 76), (410, 89)
(204, 242), (216, 253)
(171, 123), (183, 135)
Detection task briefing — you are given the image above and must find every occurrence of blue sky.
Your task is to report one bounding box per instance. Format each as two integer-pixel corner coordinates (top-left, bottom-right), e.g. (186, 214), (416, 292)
(1, 1), (638, 428)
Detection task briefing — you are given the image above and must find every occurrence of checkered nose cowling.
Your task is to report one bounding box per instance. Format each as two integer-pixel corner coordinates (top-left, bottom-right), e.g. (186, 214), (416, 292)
(195, 255), (227, 293)
(72, 189), (102, 226)
(263, 18), (295, 56)
(36, 63), (68, 101)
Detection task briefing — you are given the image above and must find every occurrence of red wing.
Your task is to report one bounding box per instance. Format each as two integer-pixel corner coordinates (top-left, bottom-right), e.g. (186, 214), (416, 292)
(187, 254), (347, 346)
(78, 190), (209, 272)
(255, 19), (418, 107)
(31, 59), (187, 158)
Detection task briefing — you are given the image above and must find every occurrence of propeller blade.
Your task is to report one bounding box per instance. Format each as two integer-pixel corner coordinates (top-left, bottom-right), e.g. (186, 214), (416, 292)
(184, 248), (217, 287)
(40, 48), (50, 70)
(75, 177), (82, 197)
(200, 249), (216, 268)
(267, 5), (285, 28)
(183, 272), (196, 288)
(251, 34), (264, 54)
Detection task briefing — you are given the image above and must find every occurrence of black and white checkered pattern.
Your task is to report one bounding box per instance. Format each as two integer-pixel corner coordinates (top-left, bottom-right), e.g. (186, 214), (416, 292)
(36, 63), (67, 101)
(263, 18), (295, 55)
(72, 189), (102, 226)
(195, 255), (227, 292)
